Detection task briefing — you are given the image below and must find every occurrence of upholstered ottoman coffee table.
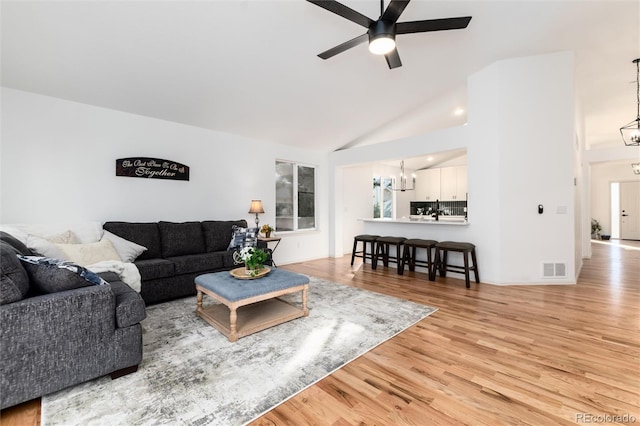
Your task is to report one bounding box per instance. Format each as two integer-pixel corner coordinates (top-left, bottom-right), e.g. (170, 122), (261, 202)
(195, 269), (309, 342)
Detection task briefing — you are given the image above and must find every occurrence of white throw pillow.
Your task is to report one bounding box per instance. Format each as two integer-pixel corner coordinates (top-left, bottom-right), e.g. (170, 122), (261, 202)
(56, 239), (122, 267)
(45, 230), (79, 244)
(25, 232), (79, 259)
(101, 230), (147, 263)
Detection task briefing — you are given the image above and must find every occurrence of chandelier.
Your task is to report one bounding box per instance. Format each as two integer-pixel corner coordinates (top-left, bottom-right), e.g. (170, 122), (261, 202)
(620, 58), (640, 146)
(392, 160), (415, 192)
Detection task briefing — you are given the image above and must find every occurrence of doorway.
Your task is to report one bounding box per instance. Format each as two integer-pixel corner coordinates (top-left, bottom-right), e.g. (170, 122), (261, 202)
(620, 181), (640, 240)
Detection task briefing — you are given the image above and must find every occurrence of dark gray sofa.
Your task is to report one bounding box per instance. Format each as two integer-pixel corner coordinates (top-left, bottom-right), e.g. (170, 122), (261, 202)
(0, 231), (146, 410)
(103, 220), (258, 305)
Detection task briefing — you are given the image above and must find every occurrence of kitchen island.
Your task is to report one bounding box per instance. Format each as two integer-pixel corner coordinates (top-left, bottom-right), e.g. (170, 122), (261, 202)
(361, 217), (469, 226)
(358, 217), (472, 270)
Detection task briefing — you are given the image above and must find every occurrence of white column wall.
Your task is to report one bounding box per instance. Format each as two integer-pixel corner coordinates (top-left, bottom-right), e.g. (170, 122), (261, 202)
(332, 51), (577, 284)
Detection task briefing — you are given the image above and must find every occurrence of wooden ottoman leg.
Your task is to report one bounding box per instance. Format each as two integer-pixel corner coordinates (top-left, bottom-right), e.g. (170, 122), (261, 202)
(229, 307), (238, 342)
(302, 286), (309, 316)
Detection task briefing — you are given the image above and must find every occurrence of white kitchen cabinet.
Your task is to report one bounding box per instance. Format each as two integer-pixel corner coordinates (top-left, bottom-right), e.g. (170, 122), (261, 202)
(440, 166), (467, 201)
(414, 169), (441, 201)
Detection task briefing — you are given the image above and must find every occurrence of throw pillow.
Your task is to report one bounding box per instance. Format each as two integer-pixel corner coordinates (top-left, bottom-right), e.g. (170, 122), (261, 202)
(46, 230), (79, 244)
(0, 231), (33, 256)
(25, 231), (80, 259)
(101, 230), (147, 262)
(17, 255), (108, 294)
(227, 225), (258, 251)
(55, 239), (121, 267)
(0, 242), (29, 305)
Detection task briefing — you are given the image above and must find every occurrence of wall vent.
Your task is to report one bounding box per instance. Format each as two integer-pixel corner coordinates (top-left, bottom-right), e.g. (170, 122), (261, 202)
(542, 262), (567, 278)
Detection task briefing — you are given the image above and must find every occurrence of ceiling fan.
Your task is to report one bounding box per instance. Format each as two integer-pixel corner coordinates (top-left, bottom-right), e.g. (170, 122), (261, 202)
(307, 0), (472, 69)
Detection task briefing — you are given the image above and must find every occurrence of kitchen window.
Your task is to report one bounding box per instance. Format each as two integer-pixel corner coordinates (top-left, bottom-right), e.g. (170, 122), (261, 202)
(373, 176), (394, 219)
(275, 160), (316, 232)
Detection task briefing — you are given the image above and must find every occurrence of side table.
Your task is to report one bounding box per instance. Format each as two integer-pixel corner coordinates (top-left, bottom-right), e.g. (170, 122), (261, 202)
(258, 236), (282, 267)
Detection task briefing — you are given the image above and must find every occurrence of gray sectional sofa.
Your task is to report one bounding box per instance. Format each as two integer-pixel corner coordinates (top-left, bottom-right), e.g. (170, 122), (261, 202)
(0, 219), (258, 409)
(103, 220), (254, 305)
(0, 231), (146, 410)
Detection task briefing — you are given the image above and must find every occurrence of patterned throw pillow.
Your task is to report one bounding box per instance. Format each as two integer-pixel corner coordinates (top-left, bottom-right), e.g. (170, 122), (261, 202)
(17, 255), (108, 294)
(227, 226), (258, 251)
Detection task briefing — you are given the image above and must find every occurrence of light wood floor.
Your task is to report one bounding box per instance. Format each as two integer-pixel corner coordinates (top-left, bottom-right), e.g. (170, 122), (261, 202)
(2, 240), (639, 425)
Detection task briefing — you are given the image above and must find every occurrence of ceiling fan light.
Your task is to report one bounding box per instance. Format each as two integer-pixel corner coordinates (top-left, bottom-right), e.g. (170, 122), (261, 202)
(368, 20), (396, 55)
(369, 35), (395, 55)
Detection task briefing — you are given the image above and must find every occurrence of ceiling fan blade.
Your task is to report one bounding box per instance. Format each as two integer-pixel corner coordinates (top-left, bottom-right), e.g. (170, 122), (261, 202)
(381, 0), (410, 23)
(307, 0), (374, 28)
(385, 49), (402, 69)
(318, 33), (368, 59)
(396, 16), (472, 34)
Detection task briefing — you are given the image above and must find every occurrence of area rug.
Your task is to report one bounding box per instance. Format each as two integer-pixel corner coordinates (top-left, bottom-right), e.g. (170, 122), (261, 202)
(42, 276), (437, 426)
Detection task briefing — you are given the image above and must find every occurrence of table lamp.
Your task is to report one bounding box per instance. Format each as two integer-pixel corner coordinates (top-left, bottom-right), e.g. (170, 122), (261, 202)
(248, 200), (264, 230)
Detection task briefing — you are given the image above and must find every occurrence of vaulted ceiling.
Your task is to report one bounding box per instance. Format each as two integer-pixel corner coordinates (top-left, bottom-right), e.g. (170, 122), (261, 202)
(2, 1), (638, 152)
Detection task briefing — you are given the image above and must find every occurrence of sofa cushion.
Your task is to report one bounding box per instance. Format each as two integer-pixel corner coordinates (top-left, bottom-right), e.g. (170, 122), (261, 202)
(227, 225), (259, 251)
(109, 280), (146, 328)
(102, 230), (147, 262)
(167, 253), (224, 275)
(103, 222), (162, 260)
(17, 255), (108, 294)
(158, 221), (205, 258)
(0, 231), (32, 256)
(134, 258), (175, 281)
(0, 242), (29, 305)
(56, 239), (122, 266)
(202, 220), (247, 253)
(221, 250), (239, 268)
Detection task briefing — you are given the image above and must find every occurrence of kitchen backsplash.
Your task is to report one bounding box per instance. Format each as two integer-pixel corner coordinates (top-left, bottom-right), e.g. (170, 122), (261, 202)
(410, 200), (467, 217)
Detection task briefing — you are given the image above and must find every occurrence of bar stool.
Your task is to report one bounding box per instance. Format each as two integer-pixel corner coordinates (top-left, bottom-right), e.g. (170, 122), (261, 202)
(372, 236), (406, 275)
(350, 234), (379, 265)
(401, 239), (438, 280)
(434, 241), (480, 288)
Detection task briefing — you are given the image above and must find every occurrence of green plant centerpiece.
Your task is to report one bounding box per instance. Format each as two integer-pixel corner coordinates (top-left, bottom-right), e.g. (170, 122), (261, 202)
(591, 218), (602, 239)
(234, 246), (268, 277)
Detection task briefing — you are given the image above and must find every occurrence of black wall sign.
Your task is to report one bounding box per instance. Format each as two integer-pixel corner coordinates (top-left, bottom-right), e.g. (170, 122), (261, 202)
(116, 157), (190, 181)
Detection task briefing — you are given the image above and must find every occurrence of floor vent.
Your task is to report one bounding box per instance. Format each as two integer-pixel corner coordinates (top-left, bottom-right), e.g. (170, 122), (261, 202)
(542, 262), (567, 278)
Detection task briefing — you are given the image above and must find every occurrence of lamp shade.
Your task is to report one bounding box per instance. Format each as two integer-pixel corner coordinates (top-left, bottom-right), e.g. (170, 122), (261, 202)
(248, 200), (265, 214)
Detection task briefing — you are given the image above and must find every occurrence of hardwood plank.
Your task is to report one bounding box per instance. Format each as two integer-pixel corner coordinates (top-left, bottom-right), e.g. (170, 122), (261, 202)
(2, 240), (638, 425)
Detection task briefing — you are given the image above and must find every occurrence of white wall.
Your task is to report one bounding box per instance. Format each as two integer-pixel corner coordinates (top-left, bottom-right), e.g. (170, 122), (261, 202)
(0, 88), (329, 265)
(331, 51), (578, 285)
(341, 164), (373, 254)
(482, 52), (576, 284)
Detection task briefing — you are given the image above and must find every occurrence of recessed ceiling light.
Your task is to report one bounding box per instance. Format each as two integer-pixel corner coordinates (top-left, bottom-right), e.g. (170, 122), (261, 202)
(454, 108), (465, 116)
(427, 156), (434, 162)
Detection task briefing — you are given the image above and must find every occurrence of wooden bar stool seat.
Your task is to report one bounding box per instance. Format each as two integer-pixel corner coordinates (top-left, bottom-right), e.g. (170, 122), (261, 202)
(372, 236), (406, 275)
(401, 239), (438, 280)
(350, 234), (379, 265)
(434, 241), (480, 288)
